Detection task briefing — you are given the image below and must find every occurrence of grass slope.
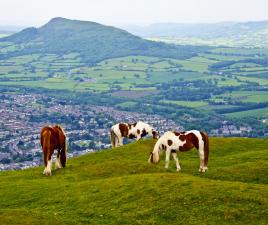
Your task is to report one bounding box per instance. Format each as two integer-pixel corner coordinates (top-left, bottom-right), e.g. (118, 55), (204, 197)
(0, 138), (267, 225)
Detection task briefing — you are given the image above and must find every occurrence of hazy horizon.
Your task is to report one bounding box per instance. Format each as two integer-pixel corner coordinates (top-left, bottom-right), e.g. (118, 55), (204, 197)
(0, 0), (268, 29)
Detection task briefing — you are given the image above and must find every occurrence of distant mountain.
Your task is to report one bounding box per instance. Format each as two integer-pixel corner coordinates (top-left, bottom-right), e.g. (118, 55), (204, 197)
(0, 17), (209, 63)
(0, 25), (23, 34)
(124, 21), (268, 38)
(0, 26), (23, 37)
(124, 21), (268, 47)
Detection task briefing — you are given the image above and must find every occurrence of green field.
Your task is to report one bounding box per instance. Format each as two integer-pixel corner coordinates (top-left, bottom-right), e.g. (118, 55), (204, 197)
(0, 46), (268, 93)
(212, 91), (268, 104)
(0, 138), (267, 224)
(160, 100), (208, 108)
(1, 42), (268, 120)
(225, 107), (268, 119)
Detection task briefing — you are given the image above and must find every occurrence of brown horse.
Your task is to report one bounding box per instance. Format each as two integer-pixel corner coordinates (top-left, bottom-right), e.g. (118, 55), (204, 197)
(40, 125), (67, 176)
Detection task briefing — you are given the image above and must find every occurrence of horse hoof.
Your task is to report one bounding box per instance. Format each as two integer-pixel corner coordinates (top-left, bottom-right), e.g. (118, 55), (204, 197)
(199, 168), (207, 173)
(199, 168), (206, 173)
(43, 170), (52, 176)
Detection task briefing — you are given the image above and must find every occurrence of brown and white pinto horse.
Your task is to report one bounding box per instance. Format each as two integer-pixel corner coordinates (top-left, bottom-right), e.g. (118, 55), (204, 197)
(110, 121), (159, 148)
(40, 125), (67, 176)
(149, 130), (209, 172)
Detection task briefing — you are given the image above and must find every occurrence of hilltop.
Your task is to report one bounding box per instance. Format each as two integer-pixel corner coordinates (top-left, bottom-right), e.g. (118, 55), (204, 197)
(0, 137), (267, 224)
(0, 17), (209, 63)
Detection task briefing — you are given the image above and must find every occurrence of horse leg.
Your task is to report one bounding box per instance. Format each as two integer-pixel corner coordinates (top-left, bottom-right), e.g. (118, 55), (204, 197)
(172, 152), (181, 171)
(44, 150), (53, 176)
(118, 137), (123, 147)
(43, 148), (53, 175)
(55, 150), (62, 169)
(198, 144), (206, 172)
(47, 152), (52, 175)
(43, 147), (48, 175)
(165, 149), (171, 169)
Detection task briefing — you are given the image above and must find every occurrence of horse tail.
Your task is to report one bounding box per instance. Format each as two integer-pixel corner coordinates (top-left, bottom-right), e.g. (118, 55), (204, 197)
(201, 131), (209, 167)
(41, 128), (51, 167)
(55, 125), (68, 167)
(110, 127), (117, 148)
(55, 125), (65, 136)
(54, 125), (67, 152)
(60, 131), (68, 167)
(64, 134), (68, 153)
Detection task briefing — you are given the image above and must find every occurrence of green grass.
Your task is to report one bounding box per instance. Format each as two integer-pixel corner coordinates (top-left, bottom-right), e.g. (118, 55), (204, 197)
(225, 107), (268, 118)
(0, 138), (267, 224)
(0, 45), (268, 96)
(210, 47), (268, 56)
(116, 101), (137, 108)
(200, 53), (250, 61)
(160, 100), (208, 108)
(177, 56), (217, 73)
(212, 91), (268, 104)
(236, 75), (268, 85)
(0, 79), (78, 90)
(148, 71), (204, 83)
(0, 44), (267, 91)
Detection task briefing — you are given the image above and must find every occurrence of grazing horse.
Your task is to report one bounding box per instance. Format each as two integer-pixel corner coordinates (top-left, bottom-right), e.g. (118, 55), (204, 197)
(40, 125), (67, 176)
(149, 130), (209, 172)
(110, 121), (159, 148)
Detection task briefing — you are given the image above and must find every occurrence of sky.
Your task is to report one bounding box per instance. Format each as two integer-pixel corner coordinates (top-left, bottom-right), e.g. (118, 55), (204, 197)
(0, 0), (268, 28)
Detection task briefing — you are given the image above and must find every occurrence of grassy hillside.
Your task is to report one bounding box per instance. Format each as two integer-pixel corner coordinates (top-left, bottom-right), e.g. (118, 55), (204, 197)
(0, 17), (209, 64)
(0, 138), (267, 225)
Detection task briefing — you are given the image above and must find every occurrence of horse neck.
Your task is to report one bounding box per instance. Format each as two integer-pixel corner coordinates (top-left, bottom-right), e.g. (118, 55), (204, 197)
(142, 123), (152, 135)
(153, 139), (161, 154)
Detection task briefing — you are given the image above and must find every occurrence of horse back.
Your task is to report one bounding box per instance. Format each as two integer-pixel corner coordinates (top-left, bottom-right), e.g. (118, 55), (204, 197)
(118, 123), (129, 137)
(40, 126), (52, 147)
(41, 126), (65, 149)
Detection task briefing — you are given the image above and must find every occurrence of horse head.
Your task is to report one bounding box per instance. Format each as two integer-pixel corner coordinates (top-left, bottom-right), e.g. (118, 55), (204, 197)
(148, 140), (161, 164)
(148, 151), (160, 164)
(152, 130), (160, 139)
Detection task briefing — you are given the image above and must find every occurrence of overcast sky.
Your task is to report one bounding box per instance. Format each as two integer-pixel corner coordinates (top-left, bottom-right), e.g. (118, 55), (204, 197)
(1, 0), (268, 28)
